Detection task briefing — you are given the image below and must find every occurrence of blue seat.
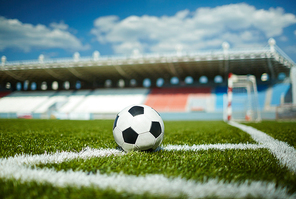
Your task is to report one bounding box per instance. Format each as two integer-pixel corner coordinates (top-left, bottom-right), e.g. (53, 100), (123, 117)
(271, 84), (290, 105)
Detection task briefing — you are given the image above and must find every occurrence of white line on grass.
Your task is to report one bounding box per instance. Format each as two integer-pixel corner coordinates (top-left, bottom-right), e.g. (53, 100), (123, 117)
(0, 145), (295, 199)
(163, 143), (266, 151)
(229, 121), (296, 173)
(5, 147), (123, 166)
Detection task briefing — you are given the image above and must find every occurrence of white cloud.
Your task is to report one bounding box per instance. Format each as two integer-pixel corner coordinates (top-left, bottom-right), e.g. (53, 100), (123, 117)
(91, 3), (296, 54)
(49, 21), (69, 30)
(0, 17), (89, 52)
(279, 36), (288, 42)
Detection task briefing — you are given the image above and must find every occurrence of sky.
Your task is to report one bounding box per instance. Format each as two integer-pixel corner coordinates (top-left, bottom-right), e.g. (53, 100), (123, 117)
(0, 0), (296, 62)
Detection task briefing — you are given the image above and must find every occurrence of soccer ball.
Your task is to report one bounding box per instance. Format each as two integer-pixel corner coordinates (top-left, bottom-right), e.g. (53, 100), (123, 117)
(113, 105), (164, 152)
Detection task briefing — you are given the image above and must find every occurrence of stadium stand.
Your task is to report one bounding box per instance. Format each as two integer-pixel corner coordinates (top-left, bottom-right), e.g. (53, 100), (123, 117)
(0, 91), (55, 113)
(270, 83), (291, 105)
(58, 90), (91, 113)
(0, 91), (11, 98)
(144, 87), (212, 112)
(73, 88), (149, 113)
(213, 86), (227, 112)
(0, 39), (294, 120)
(0, 85), (288, 112)
(0, 84), (292, 120)
(34, 91), (73, 113)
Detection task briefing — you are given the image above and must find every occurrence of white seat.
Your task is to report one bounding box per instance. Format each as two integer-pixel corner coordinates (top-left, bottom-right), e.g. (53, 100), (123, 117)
(73, 88), (148, 113)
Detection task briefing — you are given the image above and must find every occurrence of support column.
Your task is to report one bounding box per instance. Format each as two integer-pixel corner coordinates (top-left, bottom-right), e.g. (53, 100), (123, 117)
(290, 66), (296, 105)
(227, 73), (233, 121)
(222, 42), (230, 82)
(267, 38), (276, 80)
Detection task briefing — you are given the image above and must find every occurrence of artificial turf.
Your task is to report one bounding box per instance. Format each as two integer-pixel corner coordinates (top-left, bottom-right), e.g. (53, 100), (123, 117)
(0, 179), (160, 199)
(0, 119), (295, 198)
(37, 149), (296, 193)
(0, 119), (255, 158)
(245, 121), (296, 149)
(0, 119), (116, 158)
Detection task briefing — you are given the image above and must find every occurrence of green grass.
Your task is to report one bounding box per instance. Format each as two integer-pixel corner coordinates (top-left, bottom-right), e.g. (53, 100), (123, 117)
(0, 119), (116, 158)
(0, 119), (255, 158)
(37, 149), (296, 190)
(164, 121), (256, 145)
(246, 121), (296, 149)
(0, 119), (295, 198)
(0, 179), (158, 199)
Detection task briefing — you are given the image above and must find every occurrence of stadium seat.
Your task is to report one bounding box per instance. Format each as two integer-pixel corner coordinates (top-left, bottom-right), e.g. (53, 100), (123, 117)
(58, 90), (92, 113)
(0, 91), (11, 98)
(34, 91), (74, 113)
(145, 87), (212, 112)
(270, 83), (291, 105)
(0, 91), (56, 113)
(213, 86), (227, 112)
(72, 88), (149, 113)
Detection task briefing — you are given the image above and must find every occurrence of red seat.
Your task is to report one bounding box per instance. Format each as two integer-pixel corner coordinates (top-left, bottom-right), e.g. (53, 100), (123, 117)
(145, 87), (211, 112)
(0, 91), (11, 98)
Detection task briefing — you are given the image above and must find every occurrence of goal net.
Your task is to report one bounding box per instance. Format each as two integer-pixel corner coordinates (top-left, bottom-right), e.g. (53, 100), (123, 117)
(225, 73), (261, 122)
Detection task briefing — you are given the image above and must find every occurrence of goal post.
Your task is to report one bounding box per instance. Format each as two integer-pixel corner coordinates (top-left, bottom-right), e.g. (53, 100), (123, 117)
(226, 73), (261, 122)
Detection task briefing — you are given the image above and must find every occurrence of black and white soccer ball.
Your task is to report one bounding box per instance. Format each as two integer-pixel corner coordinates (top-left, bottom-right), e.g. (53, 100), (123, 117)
(113, 105), (164, 152)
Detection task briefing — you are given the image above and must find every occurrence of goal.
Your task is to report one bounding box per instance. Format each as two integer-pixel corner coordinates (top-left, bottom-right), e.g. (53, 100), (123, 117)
(225, 73), (261, 122)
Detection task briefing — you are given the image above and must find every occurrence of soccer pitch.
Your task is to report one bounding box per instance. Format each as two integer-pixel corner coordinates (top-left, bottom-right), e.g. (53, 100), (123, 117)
(0, 119), (295, 198)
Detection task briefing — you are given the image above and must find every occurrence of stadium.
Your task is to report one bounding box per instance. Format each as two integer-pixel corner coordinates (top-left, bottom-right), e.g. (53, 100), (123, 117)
(1, 38), (296, 198)
(0, 38), (294, 120)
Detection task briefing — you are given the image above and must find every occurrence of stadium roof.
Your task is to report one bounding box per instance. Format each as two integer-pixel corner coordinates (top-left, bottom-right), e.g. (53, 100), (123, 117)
(0, 40), (295, 89)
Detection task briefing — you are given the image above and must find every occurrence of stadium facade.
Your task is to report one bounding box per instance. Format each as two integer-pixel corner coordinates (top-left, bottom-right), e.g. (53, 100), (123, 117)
(0, 38), (295, 120)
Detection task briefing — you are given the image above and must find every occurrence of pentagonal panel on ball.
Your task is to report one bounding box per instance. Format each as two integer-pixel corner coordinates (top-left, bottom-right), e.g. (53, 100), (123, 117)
(131, 114), (151, 134)
(128, 106), (144, 117)
(122, 127), (138, 144)
(150, 121), (162, 138)
(135, 132), (156, 151)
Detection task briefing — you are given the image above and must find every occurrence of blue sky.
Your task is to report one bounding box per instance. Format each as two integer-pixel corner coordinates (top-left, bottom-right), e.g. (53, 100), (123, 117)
(0, 0), (296, 62)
